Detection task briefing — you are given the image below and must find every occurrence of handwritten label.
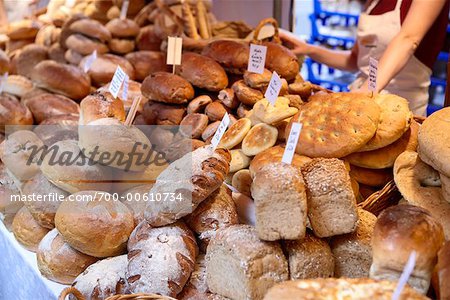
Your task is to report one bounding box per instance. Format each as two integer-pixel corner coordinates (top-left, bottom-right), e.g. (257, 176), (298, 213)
(108, 66), (127, 99)
(264, 71), (282, 105)
(121, 74), (129, 101)
(120, 0), (130, 20)
(210, 112), (230, 150)
(83, 50), (97, 73)
(282, 122), (302, 164)
(0, 73), (8, 94)
(247, 44), (267, 74)
(392, 251), (417, 300)
(368, 57), (378, 92)
(166, 37), (183, 66)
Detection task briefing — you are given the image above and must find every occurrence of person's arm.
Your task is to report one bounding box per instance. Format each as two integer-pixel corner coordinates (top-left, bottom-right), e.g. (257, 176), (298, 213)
(280, 31), (359, 72)
(354, 0), (447, 92)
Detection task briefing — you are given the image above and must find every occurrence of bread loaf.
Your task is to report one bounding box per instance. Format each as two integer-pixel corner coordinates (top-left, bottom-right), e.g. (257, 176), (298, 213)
(37, 229), (98, 284)
(72, 255), (128, 300)
(0, 164), (22, 230)
(2, 75), (34, 98)
(145, 146), (230, 226)
(283, 231), (334, 280)
(127, 221), (198, 297)
(370, 204), (445, 294)
(69, 19), (111, 42)
(185, 184), (239, 252)
(12, 206), (50, 252)
(142, 101), (186, 125)
(330, 208), (376, 278)
(0, 93), (33, 133)
(141, 72), (195, 104)
(15, 44), (48, 78)
(125, 51), (168, 81)
(263, 41), (300, 82)
(136, 25), (162, 51)
(202, 40), (249, 74)
(206, 225), (289, 300)
(301, 158), (358, 237)
(22, 93), (80, 124)
(438, 241), (450, 300)
(251, 162), (307, 241)
(79, 91), (126, 125)
(80, 54), (135, 87)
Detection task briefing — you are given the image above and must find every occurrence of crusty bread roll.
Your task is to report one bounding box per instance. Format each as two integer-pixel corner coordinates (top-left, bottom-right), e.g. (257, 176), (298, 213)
(301, 158), (358, 237)
(106, 18), (140, 38)
(330, 208), (376, 278)
(55, 191), (134, 257)
(2, 75), (33, 98)
(179, 113), (209, 139)
(0, 93), (33, 133)
(72, 255), (128, 300)
(252, 162), (307, 241)
(284, 231), (334, 280)
(12, 206), (50, 252)
(14, 44), (48, 78)
(69, 19), (112, 42)
(370, 204), (445, 294)
(79, 91), (126, 125)
(78, 117), (152, 171)
(125, 51), (168, 81)
(244, 69), (272, 89)
(178, 52), (228, 92)
(264, 278), (430, 300)
(7, 19), (41, 40)
(205, 101), (229, 122)
(141, 72), (195, 104)
(136, 25), (162, 51)
(65, 33), (109, 56)
(64, 48), (83, 66)
(22, 93), (80, 124)
(206, 224), (289, 300)
(145, 146), (230, 226)
(37, 229), (98, 284)
(80, 54), (135, 87)
(349, 165), (393, 187)
(263, 41), (300, 82)
(0, 130), (43, 181)
(40, 140), (113, 193)
(185, 184), (239, 252)
(202, 40), (249, 74)
(31, 60), (91, 100)
(48, 43), (66, 64)
(142, 101), (186, 125)
(108, 38), (135, 55)
(438, 241), (450, 300)
(127, 221), (198, 297)
(232, 80), (264, 106)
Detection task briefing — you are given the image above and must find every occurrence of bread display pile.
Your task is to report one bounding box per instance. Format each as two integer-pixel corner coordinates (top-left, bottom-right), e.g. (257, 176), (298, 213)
(0, 2), (449, 300)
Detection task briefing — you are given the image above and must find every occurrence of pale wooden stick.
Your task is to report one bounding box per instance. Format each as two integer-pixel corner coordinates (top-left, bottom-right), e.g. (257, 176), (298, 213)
(125, 96), (142, 126)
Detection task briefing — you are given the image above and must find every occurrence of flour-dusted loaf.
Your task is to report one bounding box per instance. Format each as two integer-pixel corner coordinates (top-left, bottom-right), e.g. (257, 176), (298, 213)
(127, 221), (198, 297)
(251, 162), (307, 241)
(71, 255), (128, 300)
(185, 184), (239, 252)
(12, 206), (50, 252)
(145, 146), (231, 227)
(301, 158), (358, 237)
(206, 225), (289, 300)
(283, 231), (334, 280)
(330, 208), (377, 278)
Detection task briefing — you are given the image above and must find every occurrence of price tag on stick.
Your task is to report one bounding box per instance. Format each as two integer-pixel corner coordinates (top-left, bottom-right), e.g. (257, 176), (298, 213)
(368, 57), (378, 92)
(282, 122), (302, 164)
(122, 74), (129, 101)
(264, 71), (282, 106)
(167, 36), (183, 73)
(120, 0), (130, 20)
(247, 44), (267, 74)
(210, 113), (230, 150)
(83, 50), (97, 73)
(108, 66), (127, 98)
(392, 251), (417, 300)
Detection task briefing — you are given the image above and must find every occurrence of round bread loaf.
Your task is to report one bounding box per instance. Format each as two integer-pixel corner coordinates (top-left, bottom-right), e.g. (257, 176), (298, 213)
(142, 101), (186, 125)
(349, 165), (393, 187)
(7, 20), (40, 40)
(101, 80), (144, 113)
(0, 163), (22, 230)
(79, 91), (126, 125)
(201, 40), (249, 74)
(136, 25), (162, 51)
(22, 172), (68, 229)
(229, 149), (251, 173)
(0, 130), (43, 181)
(2, 75), (33, 97)
(370, 204), (444, 294)
(417, 107), (450, 177)
(31, 60), (91, 100)
(72, 255), (129, 300)
(80, 54), (135, 87)
(65, 33), (109, 56)
(106, 18), (140, 38)
(108, 38), (135, 54)
(12, 206), (50, 252)
(22, 93), (80, 124)
(263, 41), (300, 82)
(232, 80), (264, 106)
(141, 72), (194, 104)
(346, 120), (419, 169)
(0, 93), (33, 133)
(218, 118), (251, 150)
(264, 278), (430, 300)
(69, 19), (111, 42)
(40, 140), (113, 193)
(64, 49), (83, 65)
(55, 191), (134, 257)
(48, 44), (66, 64)
(78, 117), (152, 171)
(244, 69), (272, 89)
(179, 113), (209, 139)
(286, 92), (381, 158)
(15, 44), (48, 78)
(37, 229), (98, 284)
(125, 51), (168, 81)
(178, 52), (228, 91)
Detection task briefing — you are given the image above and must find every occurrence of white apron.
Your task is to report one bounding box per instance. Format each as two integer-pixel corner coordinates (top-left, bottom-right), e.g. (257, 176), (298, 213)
(351, 0), (432, 116)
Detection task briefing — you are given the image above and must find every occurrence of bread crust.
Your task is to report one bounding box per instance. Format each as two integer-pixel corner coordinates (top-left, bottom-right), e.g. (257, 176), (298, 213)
(141, 72), (194, 104)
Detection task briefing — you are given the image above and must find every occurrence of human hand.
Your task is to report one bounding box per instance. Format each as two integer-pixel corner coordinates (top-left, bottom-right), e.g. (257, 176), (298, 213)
(279, 31), (311, 56)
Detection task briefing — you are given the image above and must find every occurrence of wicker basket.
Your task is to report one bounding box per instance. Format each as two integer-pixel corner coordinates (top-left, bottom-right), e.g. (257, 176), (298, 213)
(58, 287), (177, 300)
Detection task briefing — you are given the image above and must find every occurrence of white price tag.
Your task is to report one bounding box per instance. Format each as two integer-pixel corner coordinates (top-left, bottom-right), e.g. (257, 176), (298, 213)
(166, 37), (183, 66)
(210, 113), (230, 150)
(83, 50), (97, 73)
(368, 57), (378, 92)
(225, 183), (239, 194)
(264, 71), (282, 106)
(282, 122), (302, 164)
(121, 74), (129, 101)
(120, 0), (130, 20)
(247, 44), (267, 74)
(108, 66), (127, 99)
(392, 251), (417, 300)
(0, 73), (8, 94)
